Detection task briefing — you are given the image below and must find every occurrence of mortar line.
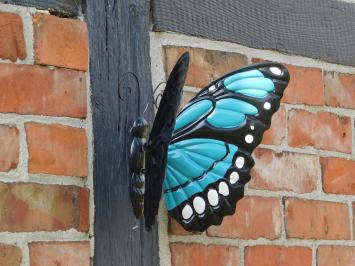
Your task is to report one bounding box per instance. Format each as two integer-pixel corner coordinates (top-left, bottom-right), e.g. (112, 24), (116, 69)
(151, 32), (355, 74)
(284, 103), (355, 117)
(0, 174), (21, 181)
(311, 243), (317, 266)
(283, 105), (289, 147)
(158, 201), (172, 266)
(279, 195), (286, 240)
(20, 241), (29, 266)
(349, 201), (354, 240)
(245, 53), (252, 65)
(258, 143), (353, 160)
(0, 230), (88, 242)
(17, 121), (29, 181)
(20, 4), (34, 65)
(85, 68), (95, 259)
(239, 242), (245, 266)
(28, 174), (87, 187)
(169, 234), (355, 247)
(183, 86), (200, 93)
(245, 188), (355, 203)
(0, 114), (86, 128)
(316, 154), (323, 194)
(0, 173), (87, 185)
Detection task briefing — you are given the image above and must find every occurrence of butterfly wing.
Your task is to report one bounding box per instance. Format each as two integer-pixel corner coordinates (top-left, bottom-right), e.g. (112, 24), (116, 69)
(144, 52), (189, 229)
(164, 62), (290, 231)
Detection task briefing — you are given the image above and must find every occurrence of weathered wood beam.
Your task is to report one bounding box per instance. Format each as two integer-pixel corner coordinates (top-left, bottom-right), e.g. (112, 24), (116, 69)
(84, 0), (159, 265)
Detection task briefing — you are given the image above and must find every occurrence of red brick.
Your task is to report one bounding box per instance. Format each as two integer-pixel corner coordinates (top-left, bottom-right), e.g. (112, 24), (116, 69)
(324, 71), (355, 109)
(30, 242), (90, 266)
(0, 13), (26, 62)
(169, 218), (189, 235)
(282, 65), (323, 105)
(321, 157), (355, 195)
(250, 148), (317, 193)
(170, 243), (239, 266)
(262, 106), (286, 145)
(317, 246), (355, 266)
(169, 218), (201, 236)
(180, 91), (196, 110)
(207, 196), (281, 239)
(252, 58), (323, 105)
(0, 64), (86, 118)
(245, 246), (312, 266)
(164, 46), (247, 88)
(79, 188), (89, 231)
(0, 244), (22, 266)
(0, 182), (89, 232)
(284, 198), (350, 239)
(26, 123), (88, 177)
(0, 125), (19, 172)
(288, 109), (351, 153)
(33, 14), (88, 71)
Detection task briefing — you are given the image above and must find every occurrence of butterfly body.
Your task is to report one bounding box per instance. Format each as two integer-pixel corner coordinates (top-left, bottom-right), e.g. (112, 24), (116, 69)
(129, 117), (149, 218)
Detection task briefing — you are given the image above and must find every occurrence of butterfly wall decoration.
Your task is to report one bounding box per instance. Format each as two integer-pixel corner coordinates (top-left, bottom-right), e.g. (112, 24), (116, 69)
(129, 52), (290, 232)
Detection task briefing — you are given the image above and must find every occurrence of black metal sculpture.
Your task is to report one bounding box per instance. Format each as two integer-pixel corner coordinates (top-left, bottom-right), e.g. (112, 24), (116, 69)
(129, 52), (290, 232)
(129, 52), (190, 225)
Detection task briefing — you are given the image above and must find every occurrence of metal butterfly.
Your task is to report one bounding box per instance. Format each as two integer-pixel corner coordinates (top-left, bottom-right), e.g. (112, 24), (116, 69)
(129, 52), (290, 232)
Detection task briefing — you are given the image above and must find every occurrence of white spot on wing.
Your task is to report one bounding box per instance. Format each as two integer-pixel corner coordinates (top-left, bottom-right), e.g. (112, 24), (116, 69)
(182, 204), (193, 220)
(235, 157), (245, 169)
(245, 134), (254, 144)
(270, 67), (282, 75)
(207, 189), (219, 206)
(250, 125), (255, 130)
(230, 172), (240, 184)
(264, 102), (271, 110)
(208, 85), (216, 92)
(193, 196), (206, 214)
(218, 182), (229, 196)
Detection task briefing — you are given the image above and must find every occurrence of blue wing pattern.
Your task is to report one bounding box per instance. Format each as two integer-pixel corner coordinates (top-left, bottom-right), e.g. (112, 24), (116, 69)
(164, 62), (289, 231)
(164, 138), (238, 210)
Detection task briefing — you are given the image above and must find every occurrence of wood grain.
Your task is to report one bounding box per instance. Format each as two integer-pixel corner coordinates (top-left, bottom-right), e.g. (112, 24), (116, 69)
(84, 0), (159, 265)
(152, 0), (355, 66)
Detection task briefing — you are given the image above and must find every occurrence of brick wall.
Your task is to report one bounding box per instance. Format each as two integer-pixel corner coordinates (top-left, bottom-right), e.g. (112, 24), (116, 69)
(1, 2), (355, 266)
(151, 33), (355, 266)
(0, 4), (92, 266)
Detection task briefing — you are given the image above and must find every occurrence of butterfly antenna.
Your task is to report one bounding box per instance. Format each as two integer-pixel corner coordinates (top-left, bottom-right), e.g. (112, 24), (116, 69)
(153, 81), (166, 109)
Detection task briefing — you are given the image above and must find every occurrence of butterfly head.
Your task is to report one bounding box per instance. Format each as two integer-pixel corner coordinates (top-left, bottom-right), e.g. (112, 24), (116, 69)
(130, 117), (149, 138)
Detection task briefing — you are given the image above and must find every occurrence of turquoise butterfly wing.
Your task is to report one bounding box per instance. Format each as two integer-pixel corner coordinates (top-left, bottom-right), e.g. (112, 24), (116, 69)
(163, 62), (290, 231)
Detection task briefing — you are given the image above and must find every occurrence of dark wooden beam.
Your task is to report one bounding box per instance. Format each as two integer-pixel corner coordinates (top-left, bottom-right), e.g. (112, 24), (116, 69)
(84, 0), (159, 265)
(152, 0), (355, 66)
(2, 0), (81, 16)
